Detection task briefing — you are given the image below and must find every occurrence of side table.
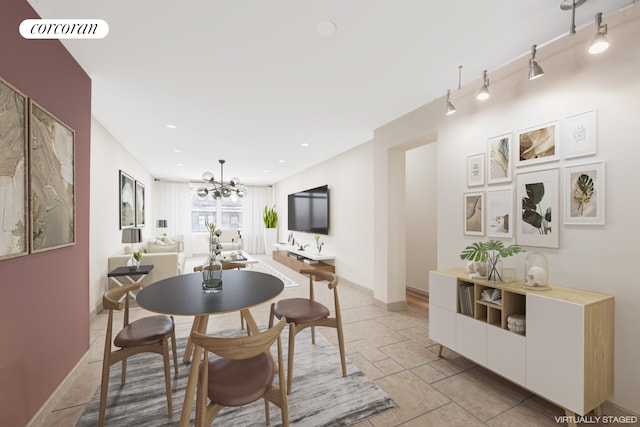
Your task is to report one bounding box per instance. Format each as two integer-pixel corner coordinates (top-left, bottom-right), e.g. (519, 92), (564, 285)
(107, 265), (154, 300)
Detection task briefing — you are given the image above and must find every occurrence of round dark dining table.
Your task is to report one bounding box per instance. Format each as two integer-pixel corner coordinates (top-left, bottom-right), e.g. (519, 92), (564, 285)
(136, 269), (284, 427)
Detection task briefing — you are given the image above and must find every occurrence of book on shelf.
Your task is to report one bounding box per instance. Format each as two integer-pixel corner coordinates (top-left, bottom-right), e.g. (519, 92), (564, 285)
(303, 259), (319, 264)
(458, 284), (474, 316)
(480, 288), (502, 305)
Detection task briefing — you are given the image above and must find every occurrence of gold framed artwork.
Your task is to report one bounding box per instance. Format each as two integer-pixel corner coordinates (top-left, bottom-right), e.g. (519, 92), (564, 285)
(29, 100), (76, 253)
(516, 121), (559, 167)
(0, 76), (29, 260)
(464, 192), (484, 236)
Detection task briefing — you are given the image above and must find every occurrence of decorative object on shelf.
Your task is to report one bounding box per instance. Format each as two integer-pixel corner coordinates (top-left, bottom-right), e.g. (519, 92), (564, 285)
(202, 220), (223, 293)
(314, 234), (324, 253)
(197, 159), (245, 200)
(132, 250), (142, 268)
(524, 252), (551, 290)
(296, 242), (310, 251)
(516, 168), (559, 248)
(460, 240), (524, 282)
(507, 314), (526, 335)
(122, 228), (142, 267)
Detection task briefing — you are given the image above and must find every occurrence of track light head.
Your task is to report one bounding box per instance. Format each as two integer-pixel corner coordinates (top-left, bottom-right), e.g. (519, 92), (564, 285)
(446, 89), (456, 115)
(528, 45), (544, 80)
(477, 70), (490, 101)
(589, 12), (609, 54)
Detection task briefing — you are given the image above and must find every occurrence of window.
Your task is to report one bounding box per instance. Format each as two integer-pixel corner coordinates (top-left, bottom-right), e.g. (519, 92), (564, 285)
(190, 187), (243, 232)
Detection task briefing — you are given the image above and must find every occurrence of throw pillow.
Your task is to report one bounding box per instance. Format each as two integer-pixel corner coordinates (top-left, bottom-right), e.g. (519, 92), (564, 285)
(147, 243), (179, 253)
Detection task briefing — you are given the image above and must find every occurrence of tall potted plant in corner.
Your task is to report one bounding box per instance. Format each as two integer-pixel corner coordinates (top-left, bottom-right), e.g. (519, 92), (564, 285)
(263, 205), (278, 255)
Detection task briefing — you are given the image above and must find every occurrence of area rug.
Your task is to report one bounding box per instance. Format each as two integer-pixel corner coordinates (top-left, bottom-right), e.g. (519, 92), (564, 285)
(254, 260), (299, 288)
(77, 328), (395, 426)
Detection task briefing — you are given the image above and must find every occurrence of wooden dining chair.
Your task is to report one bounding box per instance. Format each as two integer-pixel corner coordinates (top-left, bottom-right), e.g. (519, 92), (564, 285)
(190, 317), (289, 427)
(269, 269), (346, 394)
(99, 283), (178, 427)
(184, 262), (249, 363)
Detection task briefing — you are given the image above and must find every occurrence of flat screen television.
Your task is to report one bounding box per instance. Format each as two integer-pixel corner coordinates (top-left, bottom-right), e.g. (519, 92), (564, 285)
(288, 185), (329, 235)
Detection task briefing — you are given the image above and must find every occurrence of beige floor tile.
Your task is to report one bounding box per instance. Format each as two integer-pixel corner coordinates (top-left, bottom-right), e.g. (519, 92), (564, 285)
(345, 338), (391, 363)
(401, 402), (485, 427)
(467, 366), (532, 402)
(397, 324), (431, 346)
(428, 349), (477, 377)
(29, 405), (86, 427)
(343, 319), (406, 346)
(348, 353), (386, 380)
(380, 339), (441, 369)
(374, 357), (405, 376)
(380, 311), (427, 331)
(411, 363), (448, 384)
(487, 403), (559, 427)
(432, 372), (519, 422)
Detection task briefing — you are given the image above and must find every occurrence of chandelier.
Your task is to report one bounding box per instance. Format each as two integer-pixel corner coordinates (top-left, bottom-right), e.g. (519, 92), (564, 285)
(197, 159), (246, 199)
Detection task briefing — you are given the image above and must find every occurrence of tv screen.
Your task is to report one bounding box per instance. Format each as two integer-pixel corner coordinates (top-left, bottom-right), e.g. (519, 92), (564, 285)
(288, 185), (329, 235)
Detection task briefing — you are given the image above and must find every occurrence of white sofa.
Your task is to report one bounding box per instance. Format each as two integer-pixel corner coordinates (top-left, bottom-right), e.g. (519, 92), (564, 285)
(108, 234), (186, 288)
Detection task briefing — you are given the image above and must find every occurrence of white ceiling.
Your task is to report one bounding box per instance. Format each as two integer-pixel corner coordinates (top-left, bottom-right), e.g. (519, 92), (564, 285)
(27, 0), (630, 186)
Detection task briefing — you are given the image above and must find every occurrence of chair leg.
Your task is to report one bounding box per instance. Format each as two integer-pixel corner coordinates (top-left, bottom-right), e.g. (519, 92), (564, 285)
(121, 358), (127, 385)
(240, 312), (245, 330)
(268, 303), (275, 328)
(98, 359), (111, 427)
(170, 330), (178, 376)
(264, 398), (270, 425)
(184, 316), (200, 363)
(311, 325), (316, 345)
(162, 340), (173, 418)
(337, 324), (347, 378)
(286, 324), (296, 394)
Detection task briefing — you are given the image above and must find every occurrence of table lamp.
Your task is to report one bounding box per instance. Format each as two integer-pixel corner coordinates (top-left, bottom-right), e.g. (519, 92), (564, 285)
(122, 228), (142, 267)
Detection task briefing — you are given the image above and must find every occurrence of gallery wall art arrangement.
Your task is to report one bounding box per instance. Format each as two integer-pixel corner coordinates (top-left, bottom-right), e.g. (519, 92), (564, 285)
(0, 75), (75, 259)
(464, 109), (604, 248)
(119, 170), (145, 229)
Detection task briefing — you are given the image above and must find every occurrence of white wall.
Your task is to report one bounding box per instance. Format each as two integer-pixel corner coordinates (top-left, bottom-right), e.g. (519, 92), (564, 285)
(406, 143), (437, 293)
(89, 118), (153, 312)
(273, 142), (374, 291)
(373, 4), (640, 415)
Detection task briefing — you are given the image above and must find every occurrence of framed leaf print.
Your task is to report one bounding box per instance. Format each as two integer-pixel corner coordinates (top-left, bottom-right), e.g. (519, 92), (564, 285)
(0, 76), (28, 260)
(464, 192), (484, 236)
(486, 188), (513, 238)
(516, 169), (559, 248)
(487, 133), (512, 184)
(516, 121), (559, 167)
(564, 162), (605, 225)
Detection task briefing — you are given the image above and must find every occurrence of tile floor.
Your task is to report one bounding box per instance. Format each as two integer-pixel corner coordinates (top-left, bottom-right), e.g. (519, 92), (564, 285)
(30, 255), (637, 427)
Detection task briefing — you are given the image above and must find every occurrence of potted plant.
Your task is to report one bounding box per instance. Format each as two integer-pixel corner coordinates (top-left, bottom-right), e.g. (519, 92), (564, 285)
(460, 240), (524, 282)
(263, 205), (278, 254)
(132, 250), (142, 268)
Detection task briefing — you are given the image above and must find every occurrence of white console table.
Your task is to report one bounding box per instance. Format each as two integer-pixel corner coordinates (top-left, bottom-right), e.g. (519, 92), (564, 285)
(429, 268), (614, 427)
(272, 244), (335, 277)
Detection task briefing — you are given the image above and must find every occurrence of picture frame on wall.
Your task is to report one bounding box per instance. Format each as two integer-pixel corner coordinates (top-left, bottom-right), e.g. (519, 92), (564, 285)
(564, 162), (605, 225)
(516, 121), (560, 167)
(487, 133), (512, 184)
(486, 188), (513, 238)
(135, 180), (145, 227)
(467, 153), (485, 187)
(0, 76), (29, 260)
(563, 110), (597, 159)
(119, 170), (135, 229)
(464, 192), (484, 236)
(29, 100), (76, 253)
(516, 168), (559, 248)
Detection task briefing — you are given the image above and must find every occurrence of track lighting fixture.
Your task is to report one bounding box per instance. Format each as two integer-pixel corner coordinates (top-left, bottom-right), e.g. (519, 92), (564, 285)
(560, 0), (587, 34)
(446, 89), (456, 115)
(528, 45), (544, 80)
(477, 70), (490, 101)
(588, 12), (609, 54)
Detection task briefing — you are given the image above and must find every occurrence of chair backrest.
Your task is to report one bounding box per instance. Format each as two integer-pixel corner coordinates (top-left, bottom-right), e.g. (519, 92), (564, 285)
(299, 269), (338, 289)
(103, 283), (141, 311)
(191, 317), (287, 360)
(193, 262), (246, 272)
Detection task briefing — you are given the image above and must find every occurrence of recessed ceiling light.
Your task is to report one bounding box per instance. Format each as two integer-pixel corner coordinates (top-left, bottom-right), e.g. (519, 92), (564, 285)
(173, 148), (183, 153)
(166, 124), (177, 129)
(301, 143), (310, 147)
(177, 163), (184, 167)
(278, 159), (286, 163)
(316, 20), (337, 37)
(264, 170), (270, 173)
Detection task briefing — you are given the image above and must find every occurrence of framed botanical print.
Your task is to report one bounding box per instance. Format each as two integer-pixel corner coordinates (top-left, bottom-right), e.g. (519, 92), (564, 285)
(119, 170), (135, 229)
(516, 168), (559, 248)
(487, 133), (512, 184)
(564, 110), (597, 159)
(29, 100), (75, 253)
(467, 153), (485, 187)
(486, 188), (513, 238)
(135, 180), (145, 227)
(0, 76), (28, 260)
(464, 192), (484, 236)
(564, 162), (605, 225)
(516, 121), (560, 167)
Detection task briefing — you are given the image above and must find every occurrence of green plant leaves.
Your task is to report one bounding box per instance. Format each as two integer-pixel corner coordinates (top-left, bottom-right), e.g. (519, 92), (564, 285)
(574, 173), (594, 216)
(522, 182), (551, 234)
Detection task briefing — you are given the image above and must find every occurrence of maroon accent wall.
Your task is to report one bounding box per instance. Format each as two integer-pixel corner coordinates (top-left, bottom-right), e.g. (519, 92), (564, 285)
(0, 1), (91, 425)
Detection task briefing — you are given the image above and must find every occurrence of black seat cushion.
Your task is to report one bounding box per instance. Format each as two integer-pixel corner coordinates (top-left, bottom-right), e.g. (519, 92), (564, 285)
(207, 352), (274, 407)
(114, 315), (174, 348)
(273, 298), (330, 324)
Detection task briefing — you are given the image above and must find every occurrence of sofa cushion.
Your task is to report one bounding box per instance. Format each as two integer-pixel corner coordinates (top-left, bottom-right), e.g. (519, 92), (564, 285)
(148, 242), (180, 253)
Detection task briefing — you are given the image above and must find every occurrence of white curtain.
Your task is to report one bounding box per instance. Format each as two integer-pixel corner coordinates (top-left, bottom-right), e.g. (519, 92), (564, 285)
(242, 186), (271, 254)
(153, 181), (193, 257)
